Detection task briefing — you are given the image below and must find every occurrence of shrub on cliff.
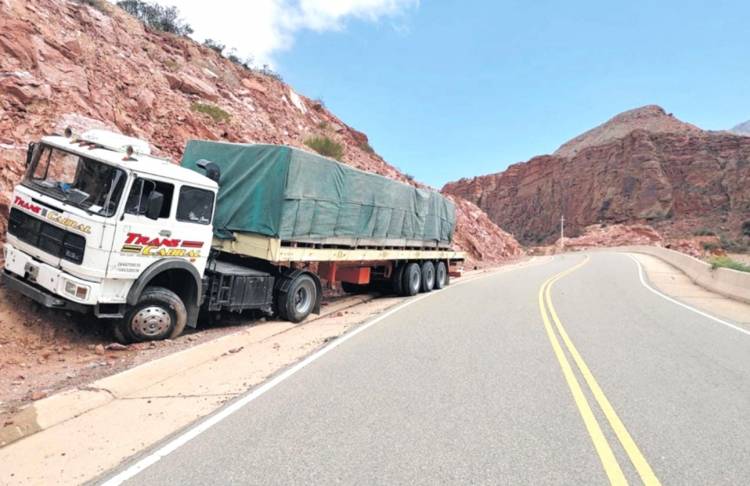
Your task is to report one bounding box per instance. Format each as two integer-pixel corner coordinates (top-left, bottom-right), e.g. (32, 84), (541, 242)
(304, 136), (344, 161)
(203, 39), (225, 55)
(116, 0), (193, 36)
(191, 102), (231, 123)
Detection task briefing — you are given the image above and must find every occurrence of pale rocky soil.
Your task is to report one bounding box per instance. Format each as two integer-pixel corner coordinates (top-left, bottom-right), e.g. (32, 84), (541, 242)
(0, 287), (367, 414)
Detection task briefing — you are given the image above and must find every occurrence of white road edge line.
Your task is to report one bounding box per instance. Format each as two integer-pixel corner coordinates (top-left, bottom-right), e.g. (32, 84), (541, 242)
(626, 253), (750, 337)
(100, 261), (538, 485)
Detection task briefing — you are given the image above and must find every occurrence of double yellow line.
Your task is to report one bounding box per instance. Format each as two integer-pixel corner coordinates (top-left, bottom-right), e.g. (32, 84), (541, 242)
(538, 256), (660, 486)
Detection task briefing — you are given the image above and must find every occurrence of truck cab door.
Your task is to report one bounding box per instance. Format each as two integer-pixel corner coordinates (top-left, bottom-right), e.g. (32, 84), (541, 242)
(107, 177), (213, 280)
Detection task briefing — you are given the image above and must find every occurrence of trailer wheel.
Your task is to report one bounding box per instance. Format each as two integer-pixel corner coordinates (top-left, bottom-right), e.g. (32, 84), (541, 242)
(115, 286), (187, 343)
(392, 263), (406, 295)
(401, 262), (421, 296)
(434, 261), (448, 289)
(279, 273), (317, 323)
(420, 261), (435, 292)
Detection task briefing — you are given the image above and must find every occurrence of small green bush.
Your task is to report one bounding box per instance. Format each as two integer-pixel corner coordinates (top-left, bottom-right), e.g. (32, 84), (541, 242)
(701, 241), (719, 252)
(191, 102), (231, 123)
(694, 228), (716, 236)
(260, 64), (283, 82)
(710, 256), (750, 273)
(719, 235), (750, 253)
(117, 0), (193, 36)
(203, 38), (225, 55)
(304, 136), (344, 161)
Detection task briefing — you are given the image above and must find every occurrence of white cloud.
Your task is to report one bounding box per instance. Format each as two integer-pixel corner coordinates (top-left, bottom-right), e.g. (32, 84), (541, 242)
(153, 0), (418, 66)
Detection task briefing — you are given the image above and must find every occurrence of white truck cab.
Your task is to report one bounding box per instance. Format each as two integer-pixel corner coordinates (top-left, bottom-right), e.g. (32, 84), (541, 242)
(3, 129), (218, 341)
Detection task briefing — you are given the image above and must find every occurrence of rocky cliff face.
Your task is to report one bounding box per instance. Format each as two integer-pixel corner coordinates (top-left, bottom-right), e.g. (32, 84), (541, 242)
(0, 0), (522, 264)
(732, 121), (750, 136)
(444, 107), (750, 244)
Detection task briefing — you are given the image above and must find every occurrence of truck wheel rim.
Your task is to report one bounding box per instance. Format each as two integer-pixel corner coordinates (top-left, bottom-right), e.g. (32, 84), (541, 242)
(132, 306), (172, 337)
(294, 286), (312, 314)
(410, 270), (420, 290)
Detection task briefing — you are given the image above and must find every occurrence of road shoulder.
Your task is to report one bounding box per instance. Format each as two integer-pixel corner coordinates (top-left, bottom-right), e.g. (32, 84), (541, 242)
(629, 253), (750, 327)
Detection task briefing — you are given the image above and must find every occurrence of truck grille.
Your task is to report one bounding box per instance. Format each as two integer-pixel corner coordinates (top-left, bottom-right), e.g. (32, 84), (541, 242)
(8, 208), (86, 264)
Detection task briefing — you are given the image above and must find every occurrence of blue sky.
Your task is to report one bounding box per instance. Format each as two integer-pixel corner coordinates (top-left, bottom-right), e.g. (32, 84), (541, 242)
(166, 0), (750, 188)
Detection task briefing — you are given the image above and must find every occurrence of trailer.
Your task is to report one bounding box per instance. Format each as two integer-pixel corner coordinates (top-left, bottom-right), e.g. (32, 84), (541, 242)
(2, 130), (465, 343)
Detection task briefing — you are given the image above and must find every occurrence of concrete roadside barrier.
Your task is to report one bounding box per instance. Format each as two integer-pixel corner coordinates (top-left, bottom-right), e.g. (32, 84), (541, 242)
(618, 245), (750, 304)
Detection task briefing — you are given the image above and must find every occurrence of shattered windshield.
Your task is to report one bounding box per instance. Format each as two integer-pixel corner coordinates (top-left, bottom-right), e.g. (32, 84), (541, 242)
(23, 144), (126, 217)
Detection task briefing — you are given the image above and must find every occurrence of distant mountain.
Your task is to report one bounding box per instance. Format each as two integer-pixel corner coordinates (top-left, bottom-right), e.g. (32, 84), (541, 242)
(443, 105), (750, 244)
(554, 105), (702, 158)
(731, 121), (750, 136)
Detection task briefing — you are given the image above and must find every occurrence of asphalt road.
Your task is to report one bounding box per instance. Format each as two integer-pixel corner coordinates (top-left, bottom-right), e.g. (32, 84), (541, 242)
(104, 252), (750, 485)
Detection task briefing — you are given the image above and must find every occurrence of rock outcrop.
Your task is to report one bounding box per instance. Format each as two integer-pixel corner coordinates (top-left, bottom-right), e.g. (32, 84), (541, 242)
(444, 107), (750, 245)
(0, 0), (521, 265)
(732, 121), (750, 136)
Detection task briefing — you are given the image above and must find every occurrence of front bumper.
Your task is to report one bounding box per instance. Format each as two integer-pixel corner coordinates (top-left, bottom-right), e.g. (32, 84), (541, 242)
(4, 243), (102, 305)
(1, 271), (89, 314)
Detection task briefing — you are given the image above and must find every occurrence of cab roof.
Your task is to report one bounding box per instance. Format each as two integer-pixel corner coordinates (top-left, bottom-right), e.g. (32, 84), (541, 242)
(41, 133), (217, 190)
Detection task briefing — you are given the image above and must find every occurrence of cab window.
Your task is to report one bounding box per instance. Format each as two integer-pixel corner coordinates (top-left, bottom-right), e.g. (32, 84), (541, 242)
(125, 177), (174, 219)
(176, 186), (214, 225)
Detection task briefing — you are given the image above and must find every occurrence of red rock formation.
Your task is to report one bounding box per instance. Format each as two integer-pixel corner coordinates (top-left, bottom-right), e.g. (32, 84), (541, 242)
(0, 0), (522, 265)
(448, 196), (525, 268)
(444, 107), (750, 245)
(558, 224), (663, 250)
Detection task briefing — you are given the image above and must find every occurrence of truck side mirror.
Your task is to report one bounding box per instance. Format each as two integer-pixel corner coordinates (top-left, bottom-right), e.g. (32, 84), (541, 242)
(26, 142), (38, 167)
(145, 191), (164, 220)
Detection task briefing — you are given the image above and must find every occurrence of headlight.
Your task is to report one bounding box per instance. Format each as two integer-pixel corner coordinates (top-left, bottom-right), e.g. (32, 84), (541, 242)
(64, 279), (90, 300)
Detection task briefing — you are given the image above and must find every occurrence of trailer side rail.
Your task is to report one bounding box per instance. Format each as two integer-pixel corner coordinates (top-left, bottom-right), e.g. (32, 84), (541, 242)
(213, 233), (465, 263)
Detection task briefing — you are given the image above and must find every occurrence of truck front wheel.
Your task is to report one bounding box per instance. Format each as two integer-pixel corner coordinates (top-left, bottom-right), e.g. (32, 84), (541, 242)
(115, 287), (187, 343)
(278, 274), (317, 323)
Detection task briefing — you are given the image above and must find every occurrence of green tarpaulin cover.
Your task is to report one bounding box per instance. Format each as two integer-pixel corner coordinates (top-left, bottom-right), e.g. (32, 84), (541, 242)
(181, 141), (455, 244)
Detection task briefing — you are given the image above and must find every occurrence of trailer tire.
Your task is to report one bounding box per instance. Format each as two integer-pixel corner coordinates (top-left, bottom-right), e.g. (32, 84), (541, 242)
(392, 263), (406, 295)
(401, 262), (421, 296)
(116, 286), (187, 343)
(278, 273), (317, 323)
(434, 261), (448, 289)
(420, 261), (435, 292)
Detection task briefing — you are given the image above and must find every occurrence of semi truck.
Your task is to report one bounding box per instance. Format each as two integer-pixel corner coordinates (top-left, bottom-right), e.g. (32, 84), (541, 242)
(2, 129), (464, 343)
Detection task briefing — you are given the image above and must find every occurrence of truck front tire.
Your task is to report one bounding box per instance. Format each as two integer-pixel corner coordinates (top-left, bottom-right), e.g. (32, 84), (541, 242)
(115, 287), (187, 343)
(401, 262), (421, 296)
(277, 273), (317, 323)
